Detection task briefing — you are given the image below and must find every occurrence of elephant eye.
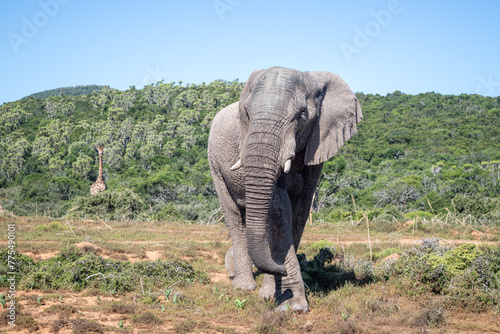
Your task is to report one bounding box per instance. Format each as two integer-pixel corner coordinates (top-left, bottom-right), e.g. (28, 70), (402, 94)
(297, 108), (308, 121)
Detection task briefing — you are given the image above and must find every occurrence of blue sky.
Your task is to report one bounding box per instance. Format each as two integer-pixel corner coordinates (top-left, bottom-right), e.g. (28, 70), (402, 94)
(1, 0), (499, 104)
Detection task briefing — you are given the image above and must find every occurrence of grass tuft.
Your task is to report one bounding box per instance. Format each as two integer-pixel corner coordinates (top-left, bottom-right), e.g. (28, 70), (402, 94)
(132, 311), (162, 325)
(71, 318), (104, 334)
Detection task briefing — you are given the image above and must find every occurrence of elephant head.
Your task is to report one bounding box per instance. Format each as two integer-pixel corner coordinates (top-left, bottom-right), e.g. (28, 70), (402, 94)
(232, 67), (362, 276)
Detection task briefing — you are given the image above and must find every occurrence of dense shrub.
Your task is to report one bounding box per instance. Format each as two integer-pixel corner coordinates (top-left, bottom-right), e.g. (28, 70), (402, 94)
(297, 241), (499, 312)
(393, 240), (500, 311)
(0, 246), (209, 293)
(71, 188), (146, 221)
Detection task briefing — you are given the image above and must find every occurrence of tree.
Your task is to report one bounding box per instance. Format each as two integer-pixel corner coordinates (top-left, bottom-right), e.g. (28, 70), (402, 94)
(0, 138), (29, 183)
(316, 156), (347, 211)
(72, 153), (92, 179)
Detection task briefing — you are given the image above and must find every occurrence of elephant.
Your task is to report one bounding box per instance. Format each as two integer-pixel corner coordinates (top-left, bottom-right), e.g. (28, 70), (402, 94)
(207, 67), (362, 312)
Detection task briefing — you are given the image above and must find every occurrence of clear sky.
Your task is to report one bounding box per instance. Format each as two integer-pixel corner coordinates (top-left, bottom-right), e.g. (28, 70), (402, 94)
(1, 0), (499, 104)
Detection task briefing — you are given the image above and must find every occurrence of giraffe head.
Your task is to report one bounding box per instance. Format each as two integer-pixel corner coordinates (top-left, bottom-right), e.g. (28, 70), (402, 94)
(98, 145), (104, 154)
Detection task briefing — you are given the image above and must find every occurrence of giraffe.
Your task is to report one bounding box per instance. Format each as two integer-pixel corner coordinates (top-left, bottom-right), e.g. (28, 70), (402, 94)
(90, 145), (107, 195)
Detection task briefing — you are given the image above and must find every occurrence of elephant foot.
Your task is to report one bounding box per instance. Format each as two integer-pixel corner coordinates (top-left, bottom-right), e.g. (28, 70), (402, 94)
(275, 289), (309, 312)
(258, 274), (276, 300)
(275, 297), (309, 313)
(231, 274), (256, 291)
(259, 274), (309, 312)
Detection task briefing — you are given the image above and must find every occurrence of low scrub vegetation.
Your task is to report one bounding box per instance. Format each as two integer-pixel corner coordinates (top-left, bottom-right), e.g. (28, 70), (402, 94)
(0, 216), (498, 333)
(0, 245), (208, 293)
(394, 240), (500, 312)
(299, 239), (499, 314)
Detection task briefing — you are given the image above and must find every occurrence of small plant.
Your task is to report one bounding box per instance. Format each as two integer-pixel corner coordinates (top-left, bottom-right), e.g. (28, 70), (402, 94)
(0, 294), (6, 308)
(118, 320), (124, 330)
(218, 293), (229, 301)
(172, 294), (179, 304)
(165, 288), (173, 299)
(161, 305), (166, 312)
(37, 297), (43, 306)
(48, 221), (64, 231)
(341, 311), (351, 321)
(59, 296), (63, 303)
(234, 298), (247, 309)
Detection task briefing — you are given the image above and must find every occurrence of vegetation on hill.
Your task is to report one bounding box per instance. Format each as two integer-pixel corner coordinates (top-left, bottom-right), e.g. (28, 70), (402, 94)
(0, 82), (498, 224)
(21, 85), (110, 100)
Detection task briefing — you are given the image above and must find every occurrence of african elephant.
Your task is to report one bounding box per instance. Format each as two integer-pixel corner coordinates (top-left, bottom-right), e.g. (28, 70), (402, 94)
(208, 67), (362, 311)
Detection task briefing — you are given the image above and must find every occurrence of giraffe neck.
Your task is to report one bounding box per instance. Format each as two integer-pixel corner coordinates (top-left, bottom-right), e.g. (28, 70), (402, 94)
(98, 152), (103, 180)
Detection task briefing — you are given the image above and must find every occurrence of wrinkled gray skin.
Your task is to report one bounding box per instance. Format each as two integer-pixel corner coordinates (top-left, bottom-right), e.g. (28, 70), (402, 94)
(208, 67), (362, 312)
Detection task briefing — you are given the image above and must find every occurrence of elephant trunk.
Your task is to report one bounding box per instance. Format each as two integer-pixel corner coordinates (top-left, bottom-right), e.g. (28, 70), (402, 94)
(244, 131), (287, 277)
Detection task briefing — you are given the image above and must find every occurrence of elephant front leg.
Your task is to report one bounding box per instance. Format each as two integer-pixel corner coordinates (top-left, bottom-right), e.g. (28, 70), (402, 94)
(227, 225), (257, 290)
(258, 183), (308, 312)
(259, 243), (308, 312)
(214, 177), (256, 290)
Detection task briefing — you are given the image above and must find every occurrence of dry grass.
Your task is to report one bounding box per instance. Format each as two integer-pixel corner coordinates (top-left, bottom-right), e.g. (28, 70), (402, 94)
(0, 214), (498, 333)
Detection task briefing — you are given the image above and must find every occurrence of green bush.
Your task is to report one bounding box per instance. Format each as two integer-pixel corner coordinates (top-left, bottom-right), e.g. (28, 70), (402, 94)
(404, 211), (434, 220)
(309, 240), (336, 253)
(153, 204), (181, 221)
(0, 246), (209, 293)
(376, 205), (403, 221)
(452, 194), (497, 217)
(34, 221), (64, 233)
(324, 209), (352, 222)
(394, 240), (500, 311)
(426, 244), (482, 275)
(72, 188), (145, 221)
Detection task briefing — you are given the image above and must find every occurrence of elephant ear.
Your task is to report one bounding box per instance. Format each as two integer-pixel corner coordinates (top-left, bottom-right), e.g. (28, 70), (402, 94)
(304, 71), (363, 165)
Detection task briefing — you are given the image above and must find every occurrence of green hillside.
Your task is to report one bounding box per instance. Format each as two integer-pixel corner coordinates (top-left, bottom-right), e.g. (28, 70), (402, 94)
(22, 85), (110, 100)
(0, 82), (498, 224)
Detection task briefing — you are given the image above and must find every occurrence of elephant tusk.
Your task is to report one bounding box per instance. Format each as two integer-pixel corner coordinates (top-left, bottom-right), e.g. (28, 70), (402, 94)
(230, 159), (242, 171)
(284, 159), (292, 173)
